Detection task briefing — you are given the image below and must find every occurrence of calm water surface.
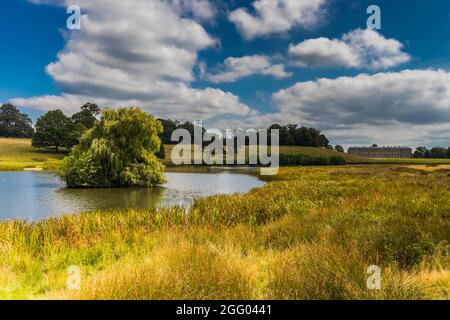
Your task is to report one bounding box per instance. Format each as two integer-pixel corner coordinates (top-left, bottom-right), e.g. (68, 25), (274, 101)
(0, 171), (264, 221)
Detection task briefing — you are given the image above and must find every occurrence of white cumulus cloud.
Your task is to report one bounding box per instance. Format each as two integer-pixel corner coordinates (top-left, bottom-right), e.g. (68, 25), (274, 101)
(273, 69), (450, 126)
(212, 69), (450, 147)
(15, 0), (253, 121)
(289, 29), (410, 70)
(166, 0), (217, 21)
(229, 0), (327, 40)
(205, 55), (292, 83)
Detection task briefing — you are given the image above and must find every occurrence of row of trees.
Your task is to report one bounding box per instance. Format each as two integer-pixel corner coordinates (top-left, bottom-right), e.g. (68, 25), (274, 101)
(158, 120), (332, 148)
(7, 104), (448, 159)
(32, 103), (100, 152)
(1, 105), (335, 151)
(414, 146), (450, 159)
(268, 124), (330, 148)
(0, 103), (100, 151)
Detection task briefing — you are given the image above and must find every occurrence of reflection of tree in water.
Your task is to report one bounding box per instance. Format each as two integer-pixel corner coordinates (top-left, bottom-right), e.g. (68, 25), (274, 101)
(55, 187), (166, 212)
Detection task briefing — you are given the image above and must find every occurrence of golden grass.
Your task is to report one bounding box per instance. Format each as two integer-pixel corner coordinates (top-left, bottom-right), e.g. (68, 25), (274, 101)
(0, 165), (449, 300)
(405, 165), (450, 172)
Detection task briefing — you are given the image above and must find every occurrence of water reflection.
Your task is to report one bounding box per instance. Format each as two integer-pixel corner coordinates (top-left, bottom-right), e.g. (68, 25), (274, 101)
(55, 187), (165, 212)
(0, 171), (264, 221)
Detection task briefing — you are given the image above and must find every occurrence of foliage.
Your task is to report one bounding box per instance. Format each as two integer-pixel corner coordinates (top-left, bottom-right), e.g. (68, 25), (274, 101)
(155, 143), (165, 159)
(69, 103), (101, 146)
(158, 119), (207, 146)
(30, 104), (99, 153)
(335, 145), (345, 153)
(279, 153), (346, 166)
(0, 104), (34, 138)
(58, 107), (165, 187)
(32, 110), (75, 152)
(159, 119), (331, 148)
(71, 103), (100, 130)
(158, 119), (180, 144)
(414, 146), (450, 159)
(269, 124), (330, 147)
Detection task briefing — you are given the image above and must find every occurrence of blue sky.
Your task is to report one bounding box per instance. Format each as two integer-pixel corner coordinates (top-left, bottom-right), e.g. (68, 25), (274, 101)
(2, 0), (450, 146)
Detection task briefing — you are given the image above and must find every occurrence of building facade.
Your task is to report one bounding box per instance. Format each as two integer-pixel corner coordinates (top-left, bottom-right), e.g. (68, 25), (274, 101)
(347, 146), (413, 159)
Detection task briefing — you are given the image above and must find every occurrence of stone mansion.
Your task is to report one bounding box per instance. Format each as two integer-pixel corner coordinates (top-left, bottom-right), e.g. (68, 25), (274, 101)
(347, 146), (413, 159)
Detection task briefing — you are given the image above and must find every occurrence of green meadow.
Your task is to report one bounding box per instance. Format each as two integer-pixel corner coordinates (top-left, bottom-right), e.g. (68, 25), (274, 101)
(0, 138), (63, 171)
(0, 164), (449, 300)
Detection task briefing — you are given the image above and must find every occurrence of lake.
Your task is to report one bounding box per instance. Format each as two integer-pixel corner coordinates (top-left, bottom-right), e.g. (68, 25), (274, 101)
(0, 170), (264, 221)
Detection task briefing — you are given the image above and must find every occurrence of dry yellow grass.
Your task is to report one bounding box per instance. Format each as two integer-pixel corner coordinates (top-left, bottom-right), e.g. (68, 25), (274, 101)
(406, 165), (450, 172)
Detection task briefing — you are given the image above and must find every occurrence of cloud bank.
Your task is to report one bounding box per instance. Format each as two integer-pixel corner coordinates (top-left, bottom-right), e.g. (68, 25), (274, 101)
(16, 0), (253, 121)
(214, 69), (450, 147)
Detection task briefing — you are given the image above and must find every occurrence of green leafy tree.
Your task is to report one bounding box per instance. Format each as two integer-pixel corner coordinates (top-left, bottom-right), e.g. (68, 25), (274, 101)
(335, 145), (345, 153)
(0, 103), (34, 138)
(71, 103), (100, 129)
(32, 110), (74, 152)
(414, 146), (429, 158)
(156, 143), (166, 159)
(268, 124), (330, 148)
(69, 103), (101, 146)
(284, 133), (296, 146)
(158, 119), (179, 144)
(58, 107), (165, 188)
(430, 147), (447, 159)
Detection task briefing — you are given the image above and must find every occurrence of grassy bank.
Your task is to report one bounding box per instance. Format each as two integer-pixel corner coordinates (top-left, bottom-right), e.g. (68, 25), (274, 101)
(0, 165), (449, 299)
(0, 138), (64, 171)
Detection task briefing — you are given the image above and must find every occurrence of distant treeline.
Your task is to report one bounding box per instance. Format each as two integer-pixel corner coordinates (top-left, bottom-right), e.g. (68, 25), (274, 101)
(158, 119), (331, 148)
(414, 146), (450, 159)
(0, 105), (331, 150)
(280, 154), (346, 166)
(5, 103), (450, 161)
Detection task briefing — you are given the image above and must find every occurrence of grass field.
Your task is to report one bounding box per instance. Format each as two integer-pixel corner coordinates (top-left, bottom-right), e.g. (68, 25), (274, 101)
(0, 138), (64, 171)
(0, 165), (449, 300)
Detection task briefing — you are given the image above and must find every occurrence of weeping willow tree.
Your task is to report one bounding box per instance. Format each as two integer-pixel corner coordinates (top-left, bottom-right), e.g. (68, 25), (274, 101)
(58, 107), (165, 188)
